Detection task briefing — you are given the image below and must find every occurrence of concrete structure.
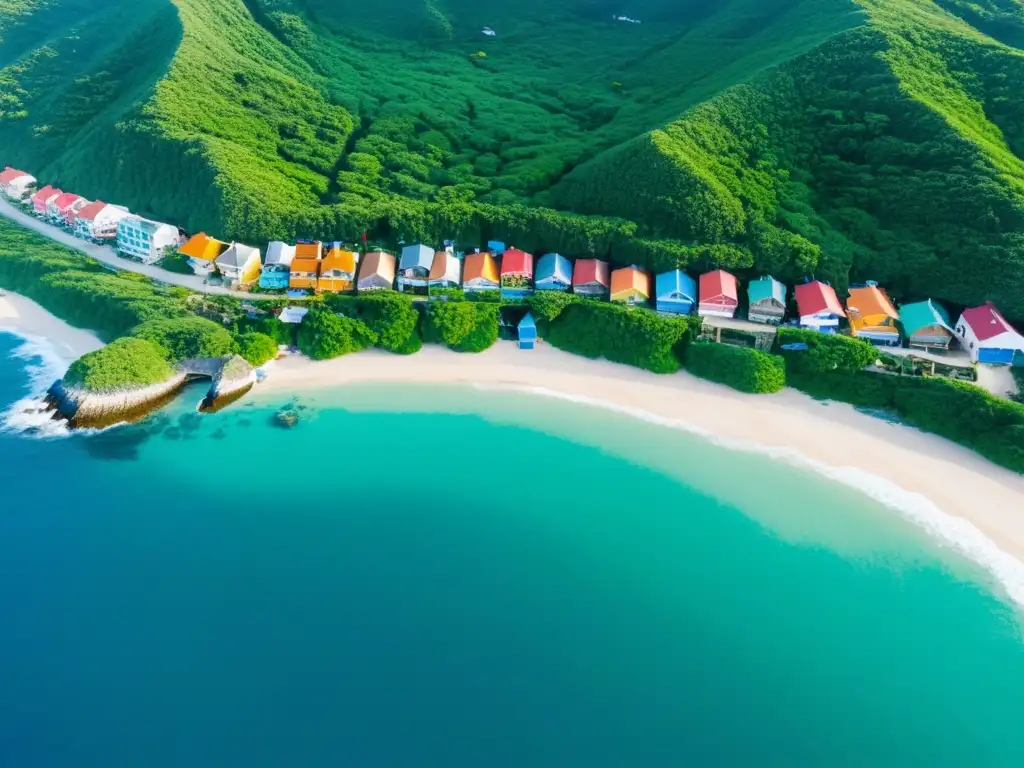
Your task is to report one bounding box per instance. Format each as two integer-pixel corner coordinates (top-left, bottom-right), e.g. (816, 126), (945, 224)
(116, 215), (180, 264)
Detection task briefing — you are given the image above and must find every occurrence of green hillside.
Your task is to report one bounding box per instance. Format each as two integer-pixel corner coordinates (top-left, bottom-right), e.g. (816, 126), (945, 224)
(2, 0), (1024, 315)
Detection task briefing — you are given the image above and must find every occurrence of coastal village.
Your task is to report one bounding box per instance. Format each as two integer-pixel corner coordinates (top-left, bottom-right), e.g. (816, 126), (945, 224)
(4, 165), (1024, 380)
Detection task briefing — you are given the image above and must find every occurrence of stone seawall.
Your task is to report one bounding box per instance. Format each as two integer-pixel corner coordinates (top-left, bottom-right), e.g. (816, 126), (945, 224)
(199, 355), (256, 413)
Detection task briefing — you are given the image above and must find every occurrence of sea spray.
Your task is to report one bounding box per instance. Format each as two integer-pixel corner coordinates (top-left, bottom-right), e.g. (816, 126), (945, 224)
(471, 381), (1024, 609)
(0, 330), (74, 437)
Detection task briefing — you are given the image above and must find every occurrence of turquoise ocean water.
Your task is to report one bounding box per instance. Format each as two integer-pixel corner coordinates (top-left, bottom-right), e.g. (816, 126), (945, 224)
(3, 331), (1024, 766)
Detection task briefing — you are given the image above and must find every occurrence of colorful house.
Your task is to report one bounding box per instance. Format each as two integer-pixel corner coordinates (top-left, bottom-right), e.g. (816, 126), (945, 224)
(610, 266), (651, 305)
(72, 201), (129, 241)
(794, 281), (845, 332)
(572, 259), (610, 297)
(295, 240), (323, 262)
(899, 299), (955, 351)
(397, 243), (433, 292)
(0, 167), (36, 200)
(487, 240), (507, 256)
(289, 258), (320, 291)
(116, 216), (180, 264)
(518, 313), (537, 350)
(655, 269), (697, 314)
(428, 249), (461, 289)
(47, 192), (87, 223)
(463, 251), (500, 293)
(698, 270), (739, 319)
(318, 243), (357, 292)
(216, 243), (262, 287)
(747, 276), (787, 325)
(500, 248), (535, 299)
(535, 253), (572, 292)
(955, 302), (1024, 364)
(178, 232), (230, 277)
(357, 250), (396, 291)
(260, 241), (296, 290)
(30, 185), (61, 216)
(846, 283), (900, 346)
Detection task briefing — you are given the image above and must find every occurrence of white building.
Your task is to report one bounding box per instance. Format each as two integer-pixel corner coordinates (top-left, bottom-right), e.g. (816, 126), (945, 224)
(0, 167), (36, 200)
(955, 302), (1024, 364)
(116, 215), (181, 264)
(73, 201), (130, 241)
(215, 243), (262, 287)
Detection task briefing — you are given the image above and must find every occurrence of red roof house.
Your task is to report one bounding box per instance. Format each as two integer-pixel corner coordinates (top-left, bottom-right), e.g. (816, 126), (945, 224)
(73, 199), (107, 225)
(572, 258), (610, 296)
(500, 247), (535, 298)
(48, 192), (87, 222)
(31, 185), (61, 215)
(955, 302), (1024, 363)
(795, 281), (845, 331)
(0, 168), (26, 186)
(698, 269), (739, 318)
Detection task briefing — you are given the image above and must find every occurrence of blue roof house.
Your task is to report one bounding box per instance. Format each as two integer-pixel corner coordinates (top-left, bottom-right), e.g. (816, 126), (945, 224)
(655, 270), (697, 314)
(535, 253), (572, 292)
(397, 243), (433, 293)
(518, 313), (538, 350)
(487, 240), (507, 256)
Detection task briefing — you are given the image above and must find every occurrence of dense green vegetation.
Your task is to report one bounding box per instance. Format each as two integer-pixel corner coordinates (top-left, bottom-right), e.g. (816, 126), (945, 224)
(130, 316), (236, 362)
(297, 307), (378, 359)
(236, 332), (280, 366)
(684, 343), (786, 394)
(5, 0), (1024, 317)
(325, 292), (422, 354)
(423, 301), (499, 352)
(64, 338), (174, 392)
(545, 302), (693, 374)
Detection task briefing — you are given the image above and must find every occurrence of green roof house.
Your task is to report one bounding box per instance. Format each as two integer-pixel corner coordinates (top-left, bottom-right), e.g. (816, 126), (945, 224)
(899, 299), (954, 350)
(747, 276), (787, 325)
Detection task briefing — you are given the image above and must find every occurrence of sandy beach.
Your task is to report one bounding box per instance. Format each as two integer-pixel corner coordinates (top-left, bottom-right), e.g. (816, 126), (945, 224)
(0, 290), (103, 360)
(261, 343), (1024, 566)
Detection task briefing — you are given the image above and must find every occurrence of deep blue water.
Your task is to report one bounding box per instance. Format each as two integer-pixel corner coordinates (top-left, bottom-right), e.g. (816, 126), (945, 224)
(2, 332), (1024, 766)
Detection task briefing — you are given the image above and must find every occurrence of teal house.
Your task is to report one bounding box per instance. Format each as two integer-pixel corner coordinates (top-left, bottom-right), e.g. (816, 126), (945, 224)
(900, 299), (955, 350)
(747, 276), (787, 325)
(518, 313), (537, 350)
(535, 253), (572, 291)
(655, 270), (696, 314)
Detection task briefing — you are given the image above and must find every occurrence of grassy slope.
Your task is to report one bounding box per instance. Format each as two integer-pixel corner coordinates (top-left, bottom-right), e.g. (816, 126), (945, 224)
(2, 0), (1024, 315)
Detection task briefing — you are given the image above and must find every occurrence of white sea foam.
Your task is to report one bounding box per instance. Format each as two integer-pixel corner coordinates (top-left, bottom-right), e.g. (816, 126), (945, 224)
(0, 330), (73, 438)
(472, 381), (1024, 608)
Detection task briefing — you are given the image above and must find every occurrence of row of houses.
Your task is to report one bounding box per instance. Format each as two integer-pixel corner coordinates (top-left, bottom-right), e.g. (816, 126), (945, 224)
(6, 166), (1022, 364)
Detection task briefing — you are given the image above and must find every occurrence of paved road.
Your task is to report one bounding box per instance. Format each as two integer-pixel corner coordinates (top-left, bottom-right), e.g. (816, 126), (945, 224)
(0, 197), (296, 301)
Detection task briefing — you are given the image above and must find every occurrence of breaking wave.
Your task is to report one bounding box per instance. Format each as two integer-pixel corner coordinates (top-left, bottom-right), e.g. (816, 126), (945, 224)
(0, 330), (73, 438)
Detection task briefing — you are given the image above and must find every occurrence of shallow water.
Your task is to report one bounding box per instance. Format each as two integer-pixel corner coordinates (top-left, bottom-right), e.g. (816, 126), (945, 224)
(3, 333), (1024, 766)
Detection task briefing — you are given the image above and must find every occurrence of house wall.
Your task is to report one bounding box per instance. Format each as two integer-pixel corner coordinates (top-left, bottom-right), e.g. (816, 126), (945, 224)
(574, 283), (607, 297)
(656, 298), (691, 314)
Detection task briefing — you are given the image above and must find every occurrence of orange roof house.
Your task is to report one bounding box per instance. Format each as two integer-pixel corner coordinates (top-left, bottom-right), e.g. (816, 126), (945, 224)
(318, 244), (357, 292)
(290, 257), (321, 290)
(610, 266), (651, 305)
(295, 241), (324, 261)
(428, 249), (462, 288)
(462, 252), (500, 292)
(179, 233), (230, 276)
(847, 283), (900, 345)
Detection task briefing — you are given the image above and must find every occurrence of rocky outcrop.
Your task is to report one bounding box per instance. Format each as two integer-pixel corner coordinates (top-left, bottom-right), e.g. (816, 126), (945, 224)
(199, 355), (256, 413)
(47, 372), (188, 429)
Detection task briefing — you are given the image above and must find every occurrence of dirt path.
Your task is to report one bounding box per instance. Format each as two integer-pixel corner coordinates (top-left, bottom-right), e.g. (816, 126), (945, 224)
(0, 198), (297, 301)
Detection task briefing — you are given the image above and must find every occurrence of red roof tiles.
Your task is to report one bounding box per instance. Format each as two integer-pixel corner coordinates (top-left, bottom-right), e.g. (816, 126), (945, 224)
(795, 281), (845, 317)
(961, 302), (1014, 341)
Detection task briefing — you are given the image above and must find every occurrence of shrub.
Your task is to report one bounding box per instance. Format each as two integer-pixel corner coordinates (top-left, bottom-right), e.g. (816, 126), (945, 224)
(297, 308), (378, 360)
(775, 328), (877, 374)
(236, 332), (279, 366)
(424, 301), (499, 352)
(64, 338), (174, 392)
(685, 342), (786, 393)
(346, 292), (421, 353)
(546, 302), (691, 373)
(130, 316), (236, 362)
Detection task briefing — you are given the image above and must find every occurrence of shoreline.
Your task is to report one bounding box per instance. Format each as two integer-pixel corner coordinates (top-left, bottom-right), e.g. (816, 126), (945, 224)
(0, 290), (103, 361)
(258, 343), (1024, 572)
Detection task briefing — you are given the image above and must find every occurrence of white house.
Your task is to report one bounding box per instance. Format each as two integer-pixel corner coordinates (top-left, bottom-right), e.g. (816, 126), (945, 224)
(73, 201), (130, 241)
(215, 243), (262, 287)
(116, 215), (181, 264)
(794, 280), (845, 331)
(46, 192), (87, 223)
(955, 302), (1024, 364)
(0, 167), (36, 200)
